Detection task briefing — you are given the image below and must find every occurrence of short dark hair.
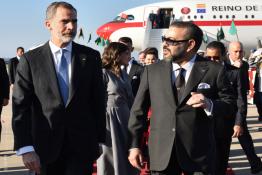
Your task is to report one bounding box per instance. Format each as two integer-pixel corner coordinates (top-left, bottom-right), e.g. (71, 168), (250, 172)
(17, 47), (24, 52)
(169, 21), (203, 52)
(144, 47), (158, 59)
(118, 37), (133, 45)
(206, 41), (226, 57)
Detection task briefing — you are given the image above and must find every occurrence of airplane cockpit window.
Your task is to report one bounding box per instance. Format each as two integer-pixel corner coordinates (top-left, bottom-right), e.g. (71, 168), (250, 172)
(113, 15), (135, 22)
(148, 8), (173, 29)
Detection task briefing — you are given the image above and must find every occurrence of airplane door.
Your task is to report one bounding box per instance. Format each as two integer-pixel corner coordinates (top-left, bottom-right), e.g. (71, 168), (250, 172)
(143, 6), (160, 28)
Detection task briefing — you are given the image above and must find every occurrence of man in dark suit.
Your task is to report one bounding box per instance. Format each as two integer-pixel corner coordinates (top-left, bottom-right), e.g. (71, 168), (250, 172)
(227, 41), (262, 174)
(12, 2), (105, 175)
(118, 37), (144, 97)
(8, 47), (24, 85)
(0, 58), (10, 142)
(205, 41), (244, 175)
(128, 21), (235, 175)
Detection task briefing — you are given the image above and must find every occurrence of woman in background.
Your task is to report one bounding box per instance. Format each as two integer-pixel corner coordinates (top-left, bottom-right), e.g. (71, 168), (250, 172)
(97, 42), (139, 175)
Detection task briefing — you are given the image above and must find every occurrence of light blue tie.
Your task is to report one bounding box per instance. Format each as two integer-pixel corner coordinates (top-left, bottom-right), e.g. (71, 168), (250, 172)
(57, 49), (69, 105)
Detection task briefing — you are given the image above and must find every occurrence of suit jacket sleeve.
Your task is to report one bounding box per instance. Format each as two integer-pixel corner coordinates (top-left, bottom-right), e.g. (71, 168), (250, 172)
(128, 66), (150, 149)
(0, 59), (10, 99)
(8, 59), (15, 84)
(92, 52), (106, 143)
(12, 55), (34, 150)
(234, 69), (246, 126)
(212, 66), (236, 118)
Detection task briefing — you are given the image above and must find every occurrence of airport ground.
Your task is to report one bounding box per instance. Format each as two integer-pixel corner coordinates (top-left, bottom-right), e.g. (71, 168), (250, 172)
(0, 92), (262, 175)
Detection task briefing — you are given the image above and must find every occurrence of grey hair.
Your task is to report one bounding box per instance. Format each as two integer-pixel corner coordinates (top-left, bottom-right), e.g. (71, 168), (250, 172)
(46, 1), (77, 20)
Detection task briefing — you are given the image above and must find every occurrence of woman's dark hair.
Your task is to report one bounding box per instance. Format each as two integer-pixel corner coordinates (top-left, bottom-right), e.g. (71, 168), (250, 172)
(102, 42), (129, 77)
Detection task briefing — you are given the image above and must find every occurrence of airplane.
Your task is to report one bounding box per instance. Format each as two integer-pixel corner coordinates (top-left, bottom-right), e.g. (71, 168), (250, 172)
(96, 0), (262, 57)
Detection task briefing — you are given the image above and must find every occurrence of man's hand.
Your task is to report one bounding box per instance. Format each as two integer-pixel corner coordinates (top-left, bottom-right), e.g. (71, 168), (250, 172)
(2, 98), (9, 106)
(232, 125), (243, 138)
(22, 152), (41, 174)
(186, 92), (210, 109)
(128, 148), (144, 170)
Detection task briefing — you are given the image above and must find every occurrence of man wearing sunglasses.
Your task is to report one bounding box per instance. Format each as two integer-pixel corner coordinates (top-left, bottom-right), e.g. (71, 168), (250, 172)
(128, 21), (235, 175)
(206, 41), (244, 175)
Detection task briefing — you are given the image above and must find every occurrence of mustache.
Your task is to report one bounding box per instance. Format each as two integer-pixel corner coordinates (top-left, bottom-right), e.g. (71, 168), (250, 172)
(163, 46), (171, 52)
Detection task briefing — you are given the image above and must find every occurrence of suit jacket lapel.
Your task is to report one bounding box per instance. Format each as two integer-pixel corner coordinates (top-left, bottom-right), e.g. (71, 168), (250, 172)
(160, 60), (177, 107)
(42, 42), (63, 104)
(67, 43), (82, 106)
(179, 56), (209, 104)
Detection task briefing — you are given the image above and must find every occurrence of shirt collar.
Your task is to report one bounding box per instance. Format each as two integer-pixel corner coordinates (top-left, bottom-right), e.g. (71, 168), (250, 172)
(49, 41), (72, 54)
(172, 55), (196, 71)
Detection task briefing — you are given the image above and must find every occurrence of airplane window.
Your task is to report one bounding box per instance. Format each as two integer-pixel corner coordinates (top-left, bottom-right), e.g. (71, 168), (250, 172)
(127, 15), (134, 20)
(219, 15), (223, 19)
(251, 15), (255, 18)
(112, 15), (134, 22)
(213, 15), (216, 19)
(194, 15), (197, 19)
(226, 15), (229, 19)
(200, 15), (203, 19)
(113, 16), (126, 22)
(245, 15), (248, 19)
(187, 15), (191, 19)
(232, 15), (235, 18)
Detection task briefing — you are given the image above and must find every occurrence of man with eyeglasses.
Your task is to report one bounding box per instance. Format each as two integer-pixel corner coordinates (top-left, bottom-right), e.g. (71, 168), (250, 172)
(128, 21), (235, 175)
(205, 41), (244, 175)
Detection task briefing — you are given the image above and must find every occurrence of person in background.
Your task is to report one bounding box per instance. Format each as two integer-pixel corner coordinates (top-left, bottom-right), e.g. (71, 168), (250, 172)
(118, 37), (144, 97)
(228, 41), (262, 174)
(128, 21), (235, 175)
(12, 2), (105, 175)
(144, 47), (159, 65)
(138, 51), (145, 66)
(8, 47), (24, 85)
(206, 41), (244, 175)
(0, 58), (9, 142)
(97, 42), (139, 175)
(253, 53), (262, 121)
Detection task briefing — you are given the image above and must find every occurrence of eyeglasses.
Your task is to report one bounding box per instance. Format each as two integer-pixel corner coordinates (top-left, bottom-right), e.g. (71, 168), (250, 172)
(205, 56), (220, 61)
(161, 36), (189, 46)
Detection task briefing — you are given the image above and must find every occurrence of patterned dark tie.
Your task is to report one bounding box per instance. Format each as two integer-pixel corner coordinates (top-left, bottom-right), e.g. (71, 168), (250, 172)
(175, 68), (185, 103)
(57, 49), (69, 105)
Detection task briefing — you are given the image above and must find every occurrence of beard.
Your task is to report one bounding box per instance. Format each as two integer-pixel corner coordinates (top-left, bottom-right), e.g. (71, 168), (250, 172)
(57, 30), (77, 43)
(163, 46), (186, 63)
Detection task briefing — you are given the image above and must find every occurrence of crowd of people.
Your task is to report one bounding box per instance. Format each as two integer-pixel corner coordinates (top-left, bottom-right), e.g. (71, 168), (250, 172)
(1, 1), (262, 175)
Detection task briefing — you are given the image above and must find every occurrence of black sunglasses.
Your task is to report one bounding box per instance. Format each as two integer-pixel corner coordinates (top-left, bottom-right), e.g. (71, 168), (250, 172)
(205, 56), (220, 61)
(161, 36), (189, 46)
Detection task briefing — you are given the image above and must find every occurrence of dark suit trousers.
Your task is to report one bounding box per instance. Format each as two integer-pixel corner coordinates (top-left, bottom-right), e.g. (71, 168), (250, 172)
(40, 134), (93, 175)
(254, 92), (262, 117)
(215, 119), (234, 175)
(238, 120), (262, 168)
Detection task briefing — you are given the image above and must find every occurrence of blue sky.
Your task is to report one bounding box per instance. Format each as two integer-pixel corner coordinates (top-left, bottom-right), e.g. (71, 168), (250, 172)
(0, 0), (163, 58)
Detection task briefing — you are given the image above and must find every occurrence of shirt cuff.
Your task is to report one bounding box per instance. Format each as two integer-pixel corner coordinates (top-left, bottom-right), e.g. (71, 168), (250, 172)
(16, 146), (35, 156)
(204, 98), (213, 117)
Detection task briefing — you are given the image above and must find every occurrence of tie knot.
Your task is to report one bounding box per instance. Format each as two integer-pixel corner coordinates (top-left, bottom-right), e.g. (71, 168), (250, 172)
(177, 67), (185, 73)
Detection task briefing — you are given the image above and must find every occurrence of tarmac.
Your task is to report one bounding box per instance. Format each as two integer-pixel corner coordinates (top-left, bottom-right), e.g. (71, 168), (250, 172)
(0, 93), (262, 175)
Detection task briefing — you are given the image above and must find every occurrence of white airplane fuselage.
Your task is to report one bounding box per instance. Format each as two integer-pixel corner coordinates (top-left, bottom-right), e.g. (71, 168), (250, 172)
(96, 0), (262, 55)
